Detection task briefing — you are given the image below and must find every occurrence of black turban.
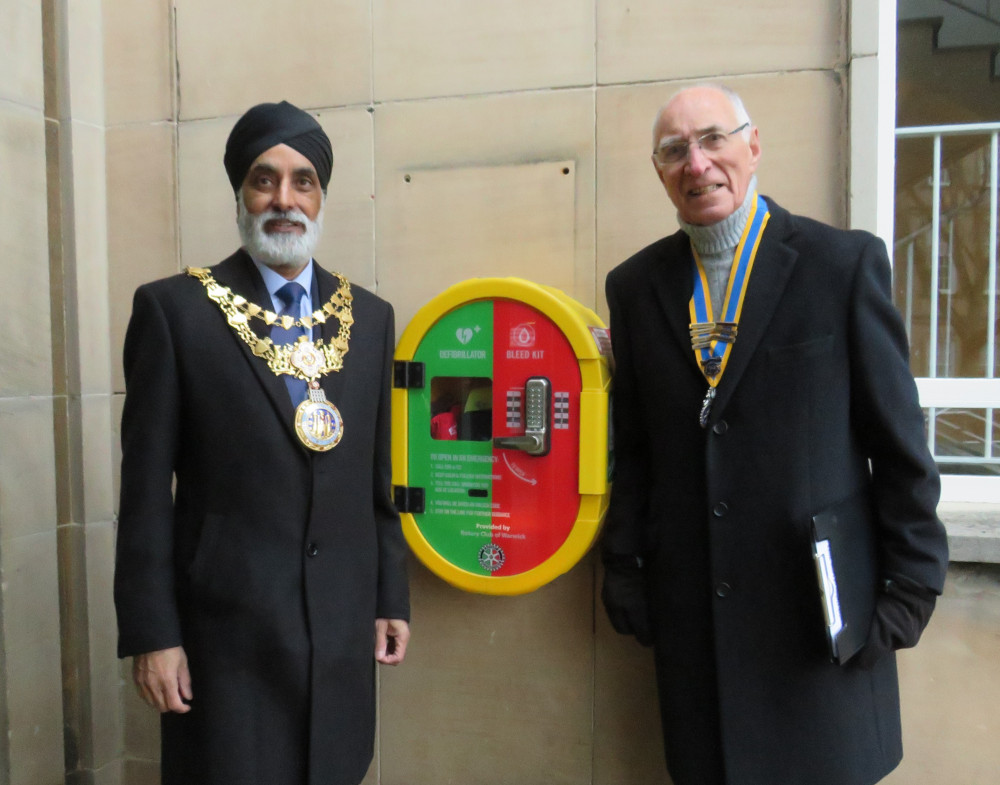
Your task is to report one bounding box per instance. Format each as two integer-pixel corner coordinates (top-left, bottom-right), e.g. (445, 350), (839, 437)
(223, 100), (333, 193)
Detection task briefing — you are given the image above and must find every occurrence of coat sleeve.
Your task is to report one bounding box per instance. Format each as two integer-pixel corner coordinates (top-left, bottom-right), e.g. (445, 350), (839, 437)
(601, 270), (652, 560)
(373, 304), (410, 621)
(848, 235), (949, 594)
(114, 284), (185, 657)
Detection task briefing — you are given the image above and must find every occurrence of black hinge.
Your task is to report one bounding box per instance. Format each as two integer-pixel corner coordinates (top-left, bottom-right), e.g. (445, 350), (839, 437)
(393, 361), (425, 389)
(393, 485), (425, 514)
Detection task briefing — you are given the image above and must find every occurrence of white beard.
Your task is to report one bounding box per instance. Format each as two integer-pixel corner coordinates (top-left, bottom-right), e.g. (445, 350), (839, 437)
(237, 192), (324, 269)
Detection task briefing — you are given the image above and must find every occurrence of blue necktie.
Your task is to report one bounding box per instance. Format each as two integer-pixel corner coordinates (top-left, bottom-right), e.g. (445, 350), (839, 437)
(271, 282), (309, 404)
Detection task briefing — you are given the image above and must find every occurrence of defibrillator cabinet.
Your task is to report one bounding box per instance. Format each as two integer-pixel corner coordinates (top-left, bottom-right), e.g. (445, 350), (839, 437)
(392, 278), (612, 595)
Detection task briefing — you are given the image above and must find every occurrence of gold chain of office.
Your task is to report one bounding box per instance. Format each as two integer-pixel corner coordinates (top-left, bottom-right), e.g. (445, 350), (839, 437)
(186, 266), (353, 381)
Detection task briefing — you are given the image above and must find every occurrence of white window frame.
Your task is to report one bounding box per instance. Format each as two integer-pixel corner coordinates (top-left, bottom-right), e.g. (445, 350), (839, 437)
(851, 1), (1000, 504)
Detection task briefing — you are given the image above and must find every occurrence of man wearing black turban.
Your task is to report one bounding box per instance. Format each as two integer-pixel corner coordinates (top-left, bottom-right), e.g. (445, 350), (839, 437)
(223, 100), (334, 194)
(114, 100), (411, 785)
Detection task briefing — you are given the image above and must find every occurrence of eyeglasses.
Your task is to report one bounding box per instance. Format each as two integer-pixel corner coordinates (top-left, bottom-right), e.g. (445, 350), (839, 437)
(653, 122), (750, 166)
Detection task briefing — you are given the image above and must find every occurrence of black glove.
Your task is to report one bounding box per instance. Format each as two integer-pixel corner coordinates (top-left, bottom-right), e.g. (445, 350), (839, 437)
(601, 554), (654, 647)
(853, 577), (937, 670)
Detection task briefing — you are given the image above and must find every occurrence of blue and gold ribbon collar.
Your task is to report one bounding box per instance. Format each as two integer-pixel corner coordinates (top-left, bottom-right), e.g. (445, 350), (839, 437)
(688, 192), (770, 427)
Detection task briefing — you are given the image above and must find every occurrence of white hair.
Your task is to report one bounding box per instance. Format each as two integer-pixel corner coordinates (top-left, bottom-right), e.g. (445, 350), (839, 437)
(651, 83), (753, 151)
(236, 190), (325, 270)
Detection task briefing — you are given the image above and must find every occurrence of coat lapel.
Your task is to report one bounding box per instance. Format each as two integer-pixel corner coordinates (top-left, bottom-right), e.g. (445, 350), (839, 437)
(314, 263), (348, 418)
(710, 199), (799, 418)
(648, 232), (703, 374)
(211, 251), (301, 436)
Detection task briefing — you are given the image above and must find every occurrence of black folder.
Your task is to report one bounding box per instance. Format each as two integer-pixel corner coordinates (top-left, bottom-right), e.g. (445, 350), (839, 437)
(810, 493), (879, 664)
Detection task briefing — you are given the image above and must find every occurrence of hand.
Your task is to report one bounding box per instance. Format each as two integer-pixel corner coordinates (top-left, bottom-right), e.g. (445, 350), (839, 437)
(853, 582), (937, 670)
(132, 646), (193, 713)
(601, 556), (654, 647)
(375, 618), (410, 665)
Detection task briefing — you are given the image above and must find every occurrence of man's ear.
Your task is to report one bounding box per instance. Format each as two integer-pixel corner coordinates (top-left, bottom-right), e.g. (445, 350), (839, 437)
(651, 156), (669, 189)
(747, 126), (762, 173)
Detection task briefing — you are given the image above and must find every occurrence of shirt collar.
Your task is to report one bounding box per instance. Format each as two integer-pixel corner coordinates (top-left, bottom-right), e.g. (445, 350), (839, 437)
(249, 256), (315, 312)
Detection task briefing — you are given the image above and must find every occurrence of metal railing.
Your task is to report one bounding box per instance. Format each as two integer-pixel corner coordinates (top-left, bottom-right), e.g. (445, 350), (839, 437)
(894, 122), (1000, 472)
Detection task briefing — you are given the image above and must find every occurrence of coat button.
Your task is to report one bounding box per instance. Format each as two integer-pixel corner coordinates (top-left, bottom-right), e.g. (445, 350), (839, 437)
(306, 543), (319, 557)
(713, 502), (729, 518)
(716, 582), (732, 598)
(713, 421), (728, 435)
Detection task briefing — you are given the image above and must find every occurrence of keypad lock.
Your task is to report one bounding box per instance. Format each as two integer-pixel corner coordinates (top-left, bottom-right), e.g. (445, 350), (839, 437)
(493, 376), (551, 456)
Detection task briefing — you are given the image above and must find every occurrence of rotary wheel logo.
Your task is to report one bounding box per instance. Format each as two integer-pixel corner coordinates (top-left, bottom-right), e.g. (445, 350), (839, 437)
(478, 543), (505, 572)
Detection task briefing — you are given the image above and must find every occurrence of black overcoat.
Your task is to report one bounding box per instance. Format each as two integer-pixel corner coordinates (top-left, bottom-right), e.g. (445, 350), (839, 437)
(603, 198), (948, 785)
(114, 251), (410, 785)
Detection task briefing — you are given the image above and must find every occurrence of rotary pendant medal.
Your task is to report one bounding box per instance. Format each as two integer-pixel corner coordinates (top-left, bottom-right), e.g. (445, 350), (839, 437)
(698, 386), (717, 429)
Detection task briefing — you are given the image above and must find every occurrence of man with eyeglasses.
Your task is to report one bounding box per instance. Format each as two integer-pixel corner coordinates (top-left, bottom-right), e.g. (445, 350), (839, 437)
(600, 84), (948, 785)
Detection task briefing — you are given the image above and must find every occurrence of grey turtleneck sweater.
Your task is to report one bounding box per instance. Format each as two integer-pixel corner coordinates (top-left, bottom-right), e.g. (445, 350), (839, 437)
(677, 175), (759, 317)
